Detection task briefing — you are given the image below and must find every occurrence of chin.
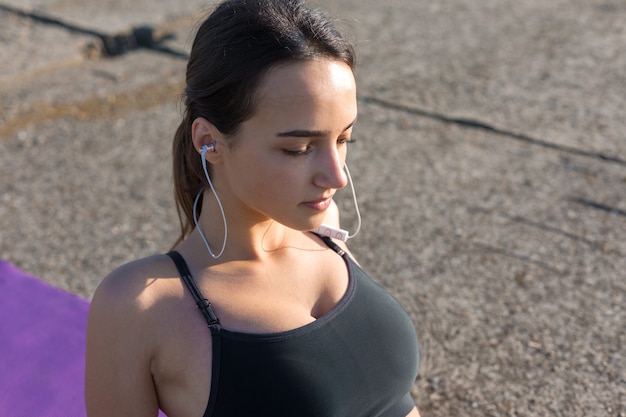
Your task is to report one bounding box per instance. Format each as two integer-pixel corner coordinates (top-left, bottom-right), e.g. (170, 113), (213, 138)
(277, 218), (324, 233)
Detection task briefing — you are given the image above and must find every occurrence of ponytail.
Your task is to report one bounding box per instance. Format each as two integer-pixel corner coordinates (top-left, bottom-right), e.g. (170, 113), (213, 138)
(171, 109), (204, 247)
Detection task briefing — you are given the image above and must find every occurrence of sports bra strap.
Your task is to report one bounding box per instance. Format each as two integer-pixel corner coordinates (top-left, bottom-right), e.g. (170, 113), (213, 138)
(166, 251), (222, 417)
(166, 251), (221, 331)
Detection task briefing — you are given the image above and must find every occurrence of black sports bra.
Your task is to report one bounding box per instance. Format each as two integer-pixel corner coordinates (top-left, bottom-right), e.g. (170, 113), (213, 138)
(166, 235), (419, 417)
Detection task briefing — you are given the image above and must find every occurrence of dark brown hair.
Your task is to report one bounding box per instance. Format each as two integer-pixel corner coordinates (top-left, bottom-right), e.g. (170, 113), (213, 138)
(172, 0), (356, 245)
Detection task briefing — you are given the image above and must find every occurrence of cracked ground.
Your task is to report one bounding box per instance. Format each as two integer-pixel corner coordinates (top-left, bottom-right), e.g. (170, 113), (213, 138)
(1, 0), (625, 416)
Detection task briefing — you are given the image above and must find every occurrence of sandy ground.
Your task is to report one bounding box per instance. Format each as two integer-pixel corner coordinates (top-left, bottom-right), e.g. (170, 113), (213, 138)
(1, 0), (624, 416)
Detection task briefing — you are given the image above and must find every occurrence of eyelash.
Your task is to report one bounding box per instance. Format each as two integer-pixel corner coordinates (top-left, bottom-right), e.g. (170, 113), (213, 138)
(282, 138), (357, 157)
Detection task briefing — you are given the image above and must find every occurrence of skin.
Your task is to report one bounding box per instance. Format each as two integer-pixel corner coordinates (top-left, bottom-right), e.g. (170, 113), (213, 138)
(85, 58), (420, 417)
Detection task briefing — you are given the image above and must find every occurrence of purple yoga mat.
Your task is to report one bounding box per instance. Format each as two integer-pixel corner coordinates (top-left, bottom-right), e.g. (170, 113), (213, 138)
(0, 260), (89, 417)
(0, 261), (169, 417)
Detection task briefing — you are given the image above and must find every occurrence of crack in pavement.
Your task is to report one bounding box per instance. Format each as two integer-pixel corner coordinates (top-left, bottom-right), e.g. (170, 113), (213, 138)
(568, 197), (626, 218)
(468, 206), (610, 250)
(471, 241), (568, 276)
(0, 3), (189, 58)
(359, 95), (626, 167)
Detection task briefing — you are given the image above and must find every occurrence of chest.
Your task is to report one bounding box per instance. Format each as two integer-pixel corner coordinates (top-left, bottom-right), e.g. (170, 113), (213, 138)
(210, 270), (420, 416)
(149, 253), (351, 415)
(151, 253), (418, 417)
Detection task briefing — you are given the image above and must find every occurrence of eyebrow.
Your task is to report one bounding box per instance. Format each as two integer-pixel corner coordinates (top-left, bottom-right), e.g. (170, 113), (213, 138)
(276, 118), (357, 138)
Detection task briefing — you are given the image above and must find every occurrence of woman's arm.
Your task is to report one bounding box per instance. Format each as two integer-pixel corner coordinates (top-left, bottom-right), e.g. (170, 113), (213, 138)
(85, 267), (160, 417)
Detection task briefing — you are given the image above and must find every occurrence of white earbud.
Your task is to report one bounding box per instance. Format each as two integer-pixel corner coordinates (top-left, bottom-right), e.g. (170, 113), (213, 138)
(201, 141), (216, 154)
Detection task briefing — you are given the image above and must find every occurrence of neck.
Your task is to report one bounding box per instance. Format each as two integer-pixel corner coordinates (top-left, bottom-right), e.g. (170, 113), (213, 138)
(189, 191), (301, 263)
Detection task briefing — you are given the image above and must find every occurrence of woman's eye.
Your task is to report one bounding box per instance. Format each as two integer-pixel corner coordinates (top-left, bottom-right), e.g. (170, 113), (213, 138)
(282, 139), (355, 157)
(283, 146), (312, 157)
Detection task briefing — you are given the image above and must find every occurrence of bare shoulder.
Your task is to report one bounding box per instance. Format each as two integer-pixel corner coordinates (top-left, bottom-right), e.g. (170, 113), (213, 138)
(85, 254), (179, 417)
(91, 255), (176, 311)
(88, 254), (181, 355)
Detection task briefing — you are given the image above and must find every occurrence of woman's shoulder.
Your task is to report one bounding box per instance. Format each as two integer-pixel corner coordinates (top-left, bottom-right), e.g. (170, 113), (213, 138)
(85, 254), (187, 416)
(91, 254), (179, 315)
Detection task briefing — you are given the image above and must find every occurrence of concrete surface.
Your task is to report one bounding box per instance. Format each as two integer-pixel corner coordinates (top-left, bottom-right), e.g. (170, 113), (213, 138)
(0, 0), (624, 416)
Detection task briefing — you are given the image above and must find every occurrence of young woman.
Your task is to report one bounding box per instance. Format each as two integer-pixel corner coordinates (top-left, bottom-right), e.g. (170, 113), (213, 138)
(85, 1), (421, 416)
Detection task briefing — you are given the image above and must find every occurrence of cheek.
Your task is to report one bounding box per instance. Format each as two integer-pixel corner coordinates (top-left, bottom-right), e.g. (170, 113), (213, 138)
(237, 159), (298, 200)
(258, 169), (300, 196)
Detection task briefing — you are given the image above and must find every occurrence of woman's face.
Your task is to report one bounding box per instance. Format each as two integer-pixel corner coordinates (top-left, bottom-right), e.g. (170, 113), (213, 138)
(216, 58), (358, 231)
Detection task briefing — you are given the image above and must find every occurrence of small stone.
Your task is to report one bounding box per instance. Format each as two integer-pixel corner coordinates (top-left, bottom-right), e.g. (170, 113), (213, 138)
(429, 393), (444, 402)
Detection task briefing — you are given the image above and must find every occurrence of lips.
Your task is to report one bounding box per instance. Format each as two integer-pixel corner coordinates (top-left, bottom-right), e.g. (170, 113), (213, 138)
(302, 197), (333, 211)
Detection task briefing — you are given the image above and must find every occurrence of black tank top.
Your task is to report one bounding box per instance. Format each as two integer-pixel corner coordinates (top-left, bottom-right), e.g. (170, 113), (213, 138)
(166, 235), (419, 417)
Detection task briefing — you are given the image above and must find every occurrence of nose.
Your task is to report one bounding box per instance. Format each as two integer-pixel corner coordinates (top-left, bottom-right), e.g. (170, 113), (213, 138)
(313, 147), (348, 190)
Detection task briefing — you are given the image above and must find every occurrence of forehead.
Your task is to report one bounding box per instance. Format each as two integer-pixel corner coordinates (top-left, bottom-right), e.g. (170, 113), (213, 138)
(250, 59), (357, 128)
(242, 59), (357, 136)
(258, 59), (356, 101)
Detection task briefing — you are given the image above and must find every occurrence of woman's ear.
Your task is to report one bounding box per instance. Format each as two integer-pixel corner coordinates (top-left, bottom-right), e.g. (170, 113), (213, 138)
(191, 117), (224, 164)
